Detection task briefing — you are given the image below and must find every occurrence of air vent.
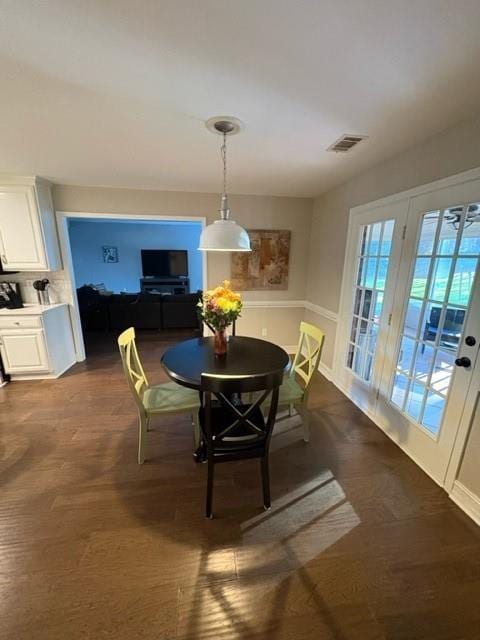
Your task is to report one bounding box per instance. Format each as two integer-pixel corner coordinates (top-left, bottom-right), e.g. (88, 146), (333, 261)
(327, 134), (368, 153)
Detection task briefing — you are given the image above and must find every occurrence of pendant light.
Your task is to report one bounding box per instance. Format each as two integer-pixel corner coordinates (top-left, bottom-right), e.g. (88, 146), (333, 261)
(198, 117), (251, 252)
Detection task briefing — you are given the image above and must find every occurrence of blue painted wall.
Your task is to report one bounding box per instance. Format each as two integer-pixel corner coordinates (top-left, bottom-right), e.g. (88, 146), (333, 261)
(69, 219), (203, 293)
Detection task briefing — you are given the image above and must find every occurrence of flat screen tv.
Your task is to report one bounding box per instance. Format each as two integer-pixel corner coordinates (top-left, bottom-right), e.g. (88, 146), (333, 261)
(141, 249), (188, 278)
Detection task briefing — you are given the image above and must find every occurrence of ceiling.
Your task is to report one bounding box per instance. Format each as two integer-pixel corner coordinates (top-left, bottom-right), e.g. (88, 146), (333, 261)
(1, 0), (480, 198)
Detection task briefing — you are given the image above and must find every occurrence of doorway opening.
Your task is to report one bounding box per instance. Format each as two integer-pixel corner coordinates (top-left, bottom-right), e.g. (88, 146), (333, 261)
(57, 213), (206, 360)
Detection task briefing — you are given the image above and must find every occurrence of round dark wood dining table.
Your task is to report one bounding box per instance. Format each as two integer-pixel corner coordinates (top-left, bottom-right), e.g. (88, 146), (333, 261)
(161, 335), (290, 390)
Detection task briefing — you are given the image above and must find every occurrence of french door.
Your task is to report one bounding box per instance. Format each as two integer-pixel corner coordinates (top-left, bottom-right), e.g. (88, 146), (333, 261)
(337, 175), (480, 486)
(335, 201), (407, 415)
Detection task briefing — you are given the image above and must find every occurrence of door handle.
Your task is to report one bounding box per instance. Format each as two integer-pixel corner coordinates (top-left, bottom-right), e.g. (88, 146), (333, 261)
(455, 356), (471, 368)
(465, 336), (476, 347)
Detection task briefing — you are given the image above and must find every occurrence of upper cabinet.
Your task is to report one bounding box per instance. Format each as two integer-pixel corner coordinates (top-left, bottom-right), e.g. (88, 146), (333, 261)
(0, 177), (61, 271)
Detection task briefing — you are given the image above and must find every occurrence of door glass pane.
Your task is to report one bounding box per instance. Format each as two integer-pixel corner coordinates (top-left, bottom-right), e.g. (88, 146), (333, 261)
(381, 220), (395, 255)
(373, 291), (384, 320)
(350, 316), (359, 342)
(353, 346), (365, 376)
(370, 223), (382, 255)
(360, 226), (369, 255)
(418, 211), (440, 255)
(431, 350), (455, 396)
(404, 298), (423, 338)
(361, 289), (373, 318)
(410, 257), (431, 298)
(398, 336), (415, 374)
(449, 257), (478, 306)
(390, 202), (480, 436)
(438, 207), (462, 254)
(412, 343), (435, 384)
(429, 257), (452, 302)
(347, 343), (355, 368)
(353, 288), (362, 315)
(376, 258), (389, 290)
(364, 258), (376, 288)
(347, 219), (395, 382)
(459, 204), (480, 254)
(367, 322), (379, 353)
(406, 382), (426, 422)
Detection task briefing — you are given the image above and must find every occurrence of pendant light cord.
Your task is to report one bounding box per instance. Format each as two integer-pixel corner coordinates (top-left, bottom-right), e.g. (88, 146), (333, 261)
(221, 132), (227, 196)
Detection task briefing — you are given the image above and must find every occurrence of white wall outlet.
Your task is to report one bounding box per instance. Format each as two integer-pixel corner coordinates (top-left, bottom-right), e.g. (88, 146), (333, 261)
(261, 327), (268, 337)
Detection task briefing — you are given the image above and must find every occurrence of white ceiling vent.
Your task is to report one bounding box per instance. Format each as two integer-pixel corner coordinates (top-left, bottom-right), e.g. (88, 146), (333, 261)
(327, 134), (368, 153)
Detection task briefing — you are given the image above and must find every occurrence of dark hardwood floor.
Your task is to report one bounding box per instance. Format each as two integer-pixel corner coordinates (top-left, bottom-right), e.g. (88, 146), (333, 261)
(1, 332), (479, 639)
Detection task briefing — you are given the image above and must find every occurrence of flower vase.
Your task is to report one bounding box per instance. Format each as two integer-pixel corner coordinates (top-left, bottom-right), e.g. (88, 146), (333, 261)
(214, 329), (227, 357)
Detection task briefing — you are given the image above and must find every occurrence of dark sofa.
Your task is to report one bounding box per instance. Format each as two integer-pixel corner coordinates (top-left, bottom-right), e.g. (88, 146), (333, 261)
(77, 286), (201, 332)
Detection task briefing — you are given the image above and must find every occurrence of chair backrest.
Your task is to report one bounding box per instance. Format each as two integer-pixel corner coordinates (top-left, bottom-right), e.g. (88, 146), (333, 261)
(290, 321), (325, 390)
(117, 327), (149, 411)
(201, 371), (281, 452)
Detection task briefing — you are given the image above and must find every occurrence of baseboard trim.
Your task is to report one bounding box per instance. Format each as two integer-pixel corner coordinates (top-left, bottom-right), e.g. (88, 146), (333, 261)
(318, 360), (333, 380)
(450, 481), (480, 526)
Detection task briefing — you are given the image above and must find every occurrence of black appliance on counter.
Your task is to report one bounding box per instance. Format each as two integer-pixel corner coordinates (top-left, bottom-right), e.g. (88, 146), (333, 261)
(0, 282), (23, 309)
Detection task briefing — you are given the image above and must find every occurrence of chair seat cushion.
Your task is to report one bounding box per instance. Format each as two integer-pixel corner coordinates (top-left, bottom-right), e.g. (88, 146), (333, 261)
(279, 376), (304, 404)
(143, 382), (199, 413)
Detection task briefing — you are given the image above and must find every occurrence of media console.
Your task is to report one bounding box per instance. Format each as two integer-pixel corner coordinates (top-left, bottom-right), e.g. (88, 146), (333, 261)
(140, 277), (190, 295)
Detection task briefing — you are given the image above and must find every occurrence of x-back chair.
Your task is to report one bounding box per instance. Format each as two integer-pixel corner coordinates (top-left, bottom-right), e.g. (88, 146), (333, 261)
(118, 327), (200, 464)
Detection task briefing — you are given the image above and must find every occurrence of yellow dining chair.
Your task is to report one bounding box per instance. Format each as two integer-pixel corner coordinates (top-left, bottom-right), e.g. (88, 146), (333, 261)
(278, 321), (325, 442)
(118, 327), (200, 464)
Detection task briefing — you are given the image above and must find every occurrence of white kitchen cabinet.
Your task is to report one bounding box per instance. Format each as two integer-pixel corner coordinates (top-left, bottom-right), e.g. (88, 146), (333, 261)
(0, 177), (61, 271)
(0, 329), (49, 373)
(0, 304), (76, 379)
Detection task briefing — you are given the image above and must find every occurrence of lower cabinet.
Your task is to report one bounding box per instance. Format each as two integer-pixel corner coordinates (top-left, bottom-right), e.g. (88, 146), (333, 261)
(0, 329), (49, 372)
(0, 304), (76, 379)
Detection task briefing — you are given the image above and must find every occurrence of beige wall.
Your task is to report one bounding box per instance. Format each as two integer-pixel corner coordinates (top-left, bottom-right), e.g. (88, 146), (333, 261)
(237, 306), (304, 349)
(52, 184), (312, 345)
(457, 395), (480, 498)
(306, 113), (480, 368)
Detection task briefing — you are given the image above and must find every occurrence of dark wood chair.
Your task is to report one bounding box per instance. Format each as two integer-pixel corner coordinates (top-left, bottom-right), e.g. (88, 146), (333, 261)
(199, 370), (281, 518)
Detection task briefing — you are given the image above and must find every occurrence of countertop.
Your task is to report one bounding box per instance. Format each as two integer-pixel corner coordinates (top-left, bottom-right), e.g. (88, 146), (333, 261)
(0, 303), (68, 315)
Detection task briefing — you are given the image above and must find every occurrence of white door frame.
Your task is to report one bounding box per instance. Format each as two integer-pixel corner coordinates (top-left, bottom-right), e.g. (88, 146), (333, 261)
(334, 165), (480, 492)
(55, 211), (207, 361)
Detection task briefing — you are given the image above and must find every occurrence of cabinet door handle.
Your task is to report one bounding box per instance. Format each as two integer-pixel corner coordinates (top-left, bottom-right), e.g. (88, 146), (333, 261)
(1, 254), (7, 264)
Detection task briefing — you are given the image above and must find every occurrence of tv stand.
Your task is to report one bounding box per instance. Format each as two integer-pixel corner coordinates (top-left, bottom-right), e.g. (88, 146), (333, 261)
(140, 277), (190, 295)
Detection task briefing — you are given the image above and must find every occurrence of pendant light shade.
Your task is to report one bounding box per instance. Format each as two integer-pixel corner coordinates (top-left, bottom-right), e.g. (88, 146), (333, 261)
(199, 219), (251, 252)
(198, 117), (251, 253)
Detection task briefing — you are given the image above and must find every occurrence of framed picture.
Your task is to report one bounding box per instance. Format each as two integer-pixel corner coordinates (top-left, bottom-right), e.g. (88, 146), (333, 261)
(102, 246), (118, 263)
(231, 229), (291, 290)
